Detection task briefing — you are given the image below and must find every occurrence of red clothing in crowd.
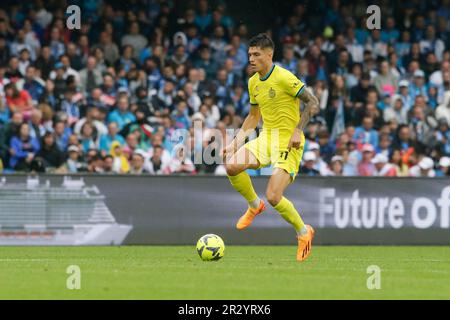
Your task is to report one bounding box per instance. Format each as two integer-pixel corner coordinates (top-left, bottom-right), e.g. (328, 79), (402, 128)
(6, 90), (33, 113)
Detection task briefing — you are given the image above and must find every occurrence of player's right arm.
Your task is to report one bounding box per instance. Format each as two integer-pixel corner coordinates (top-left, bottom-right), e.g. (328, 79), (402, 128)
(221, 104), (261, 158)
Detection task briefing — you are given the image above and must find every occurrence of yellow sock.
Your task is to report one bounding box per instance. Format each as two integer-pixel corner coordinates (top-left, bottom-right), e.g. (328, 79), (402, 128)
(227, 171), (259, 205)
(273, 196), (305, 234)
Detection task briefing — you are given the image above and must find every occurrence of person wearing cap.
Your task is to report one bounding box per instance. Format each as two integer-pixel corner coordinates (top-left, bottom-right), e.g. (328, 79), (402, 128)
(436, 156), (450, 177)
(397, 79), (413, 110)
(62, 144), (84, 173)
(409, 156), (436, 177)
(299, 151), (320, 176)
(49, 55), (81, 84)
(357, 143), (375, 176)
(328, 155), (344, 176)
(308, 140), (331, 175)
(409, 69), (428, 102)
(377, 91), (392, 111)
(372, 153), (397, 176)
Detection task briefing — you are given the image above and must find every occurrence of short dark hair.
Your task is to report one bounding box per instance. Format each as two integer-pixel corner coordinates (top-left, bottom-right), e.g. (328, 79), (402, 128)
(248, 33), (274, 50)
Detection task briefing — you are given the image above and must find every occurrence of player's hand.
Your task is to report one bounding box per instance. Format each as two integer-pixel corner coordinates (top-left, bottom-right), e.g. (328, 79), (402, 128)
(288, 129), (303, 151)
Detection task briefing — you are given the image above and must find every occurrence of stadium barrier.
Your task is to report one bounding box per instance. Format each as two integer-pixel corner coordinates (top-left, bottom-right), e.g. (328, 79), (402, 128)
(1, 175), (450, 245)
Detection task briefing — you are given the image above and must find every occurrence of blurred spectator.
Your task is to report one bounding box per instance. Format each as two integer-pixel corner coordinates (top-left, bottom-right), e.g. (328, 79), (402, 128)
(353, 117), (379, 148)
(79, 56), (103, 94)
(53, 119), (72, 152)
(409, 156), (436, 177)
(358, 144), (375, 176)
(436, 91), (450, 124)
(16, 66), (45, 103)
(36, 131), (64, 169)
(79, 122), (98, 154)
(99, 121), (126, 155)
(129, 150), (148, 174)
(167, 147), (195, 174)
(63, 144), (85, 173)
(328, 155), (344, 176)
(4, 83), (33, 116)
(110, 141), (130, 174)
(374, 60), (398, 95)
(384, 94), (408, 124)
(299, 151), (320, 176)
(9, 122), (40, 170)
(108, 96), (136, 130)
(437, 156), (450, 176)
(372, 153), (397, 176)
(172, 100), (191, 130)
(74, 106), (107, 137)
(145, 145), (170, 175)
(60, 90), (81, 126)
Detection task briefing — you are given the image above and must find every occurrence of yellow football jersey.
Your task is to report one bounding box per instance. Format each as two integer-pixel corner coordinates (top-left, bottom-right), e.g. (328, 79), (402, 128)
(248, 64), (305, 132)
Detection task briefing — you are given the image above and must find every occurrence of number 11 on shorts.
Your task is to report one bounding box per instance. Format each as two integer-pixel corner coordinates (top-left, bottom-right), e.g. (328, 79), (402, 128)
(280, 151), (289, 161)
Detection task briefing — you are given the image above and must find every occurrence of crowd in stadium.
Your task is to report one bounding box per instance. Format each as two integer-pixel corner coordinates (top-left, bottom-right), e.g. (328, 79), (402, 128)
(0, 0), (450, 177)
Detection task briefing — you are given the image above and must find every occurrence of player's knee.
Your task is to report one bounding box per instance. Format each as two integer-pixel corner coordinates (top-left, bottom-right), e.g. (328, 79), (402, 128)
(266, 190), (282, 207)
(225, 163), (242, 176)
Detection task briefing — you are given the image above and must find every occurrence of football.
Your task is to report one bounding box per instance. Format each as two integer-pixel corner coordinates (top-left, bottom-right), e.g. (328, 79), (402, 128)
(196, 234), (225, 261)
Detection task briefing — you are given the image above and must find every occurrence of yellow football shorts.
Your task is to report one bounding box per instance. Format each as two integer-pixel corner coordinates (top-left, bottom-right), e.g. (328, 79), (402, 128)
(244, 129), (305, 181)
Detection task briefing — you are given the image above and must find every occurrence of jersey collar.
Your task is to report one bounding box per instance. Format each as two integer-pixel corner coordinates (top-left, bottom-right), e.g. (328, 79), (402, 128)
(259, 64), (275, 81)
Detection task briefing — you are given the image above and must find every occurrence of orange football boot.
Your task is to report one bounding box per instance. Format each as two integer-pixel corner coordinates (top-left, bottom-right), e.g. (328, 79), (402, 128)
(297, 225), (315, 262)
(236, 200), (266, 230)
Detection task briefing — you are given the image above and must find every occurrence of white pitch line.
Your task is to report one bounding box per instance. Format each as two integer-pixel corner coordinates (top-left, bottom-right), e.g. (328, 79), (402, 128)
(0, 259), (55, 262)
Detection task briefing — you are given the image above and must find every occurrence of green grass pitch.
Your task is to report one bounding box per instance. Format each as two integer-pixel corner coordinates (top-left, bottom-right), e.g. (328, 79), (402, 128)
(0, 246), (449, 299)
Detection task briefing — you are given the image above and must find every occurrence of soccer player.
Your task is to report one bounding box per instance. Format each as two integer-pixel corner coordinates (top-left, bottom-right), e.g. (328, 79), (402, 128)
(221, 34), (319, 262)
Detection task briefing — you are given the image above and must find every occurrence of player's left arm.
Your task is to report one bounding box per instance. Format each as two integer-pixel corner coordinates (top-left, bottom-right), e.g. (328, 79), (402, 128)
(288, 87), (319, 150)
(297, 87), (319, 131)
